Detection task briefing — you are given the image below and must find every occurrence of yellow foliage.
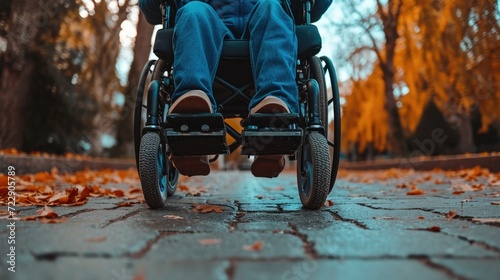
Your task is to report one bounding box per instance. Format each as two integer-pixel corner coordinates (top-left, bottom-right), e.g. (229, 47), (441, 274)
(341, 0), (499, 153)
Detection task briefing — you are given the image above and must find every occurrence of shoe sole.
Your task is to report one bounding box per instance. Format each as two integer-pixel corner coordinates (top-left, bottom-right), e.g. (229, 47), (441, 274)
(251, 155), (285, 178)
(172, 155), (210, 176)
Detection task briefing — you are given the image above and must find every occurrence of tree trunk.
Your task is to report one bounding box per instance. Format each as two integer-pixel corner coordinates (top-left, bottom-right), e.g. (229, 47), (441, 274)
(379, 0), (407, 156)
(112, 13), (154, 157)
(456, 113), (475, 153)
(0, 0), (43, 150)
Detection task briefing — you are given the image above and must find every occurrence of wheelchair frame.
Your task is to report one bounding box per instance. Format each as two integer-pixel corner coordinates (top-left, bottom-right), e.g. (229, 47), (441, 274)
(134, 0), (341, 210)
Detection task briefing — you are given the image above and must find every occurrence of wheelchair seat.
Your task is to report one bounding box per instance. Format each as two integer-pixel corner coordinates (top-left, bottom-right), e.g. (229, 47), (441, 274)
(153, 25), (322, 62)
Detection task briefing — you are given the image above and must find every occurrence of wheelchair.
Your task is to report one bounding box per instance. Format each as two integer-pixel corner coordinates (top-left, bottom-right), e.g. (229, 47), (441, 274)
(133, 0), (341, 210)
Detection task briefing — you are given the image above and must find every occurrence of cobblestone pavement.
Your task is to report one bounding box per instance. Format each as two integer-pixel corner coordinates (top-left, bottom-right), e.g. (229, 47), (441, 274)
(1, 168), (499, 280)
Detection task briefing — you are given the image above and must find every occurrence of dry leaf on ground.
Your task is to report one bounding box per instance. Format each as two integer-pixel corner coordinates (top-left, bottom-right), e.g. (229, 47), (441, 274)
(471, 218), (500, 224)
(85, 236), (107, 242)
(407, 188), (425, 195)
(243, 240), (264, 251)
(323, 200), (334, 207)
(198, 239), (222, 245)
(446, 210), (457, 220)
(192, 204), (223, 213)
(427, 226), (441, 232)
(40, 217), (68, 224)
(163, 215), (184, 220)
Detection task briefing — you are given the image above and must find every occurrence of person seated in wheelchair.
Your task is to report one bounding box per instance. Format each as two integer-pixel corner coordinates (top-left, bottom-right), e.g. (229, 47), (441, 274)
(139, 0), (332, 178)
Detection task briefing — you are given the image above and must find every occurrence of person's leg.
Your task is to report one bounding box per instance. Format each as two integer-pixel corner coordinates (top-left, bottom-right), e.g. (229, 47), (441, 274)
(172, 1), (234, 110)
(243, 0), (298, 178)
(170, 2), (233, 176)
(244, 0), (298, 114)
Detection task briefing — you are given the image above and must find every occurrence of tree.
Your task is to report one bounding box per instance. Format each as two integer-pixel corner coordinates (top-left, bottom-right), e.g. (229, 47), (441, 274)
(112, 12), (154, 157)
(2, 0), (139, 155)
(0, 0), (45, 149)
(332, 0), (407, 156)
(397, 0), (500, 153)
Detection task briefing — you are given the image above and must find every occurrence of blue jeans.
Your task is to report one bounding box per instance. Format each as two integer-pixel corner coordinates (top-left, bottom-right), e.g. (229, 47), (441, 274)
(172, 0), (299, 113)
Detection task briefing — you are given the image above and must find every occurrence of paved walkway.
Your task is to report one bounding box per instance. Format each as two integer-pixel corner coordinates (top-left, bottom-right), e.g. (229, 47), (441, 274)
(1, 169), (499, 280)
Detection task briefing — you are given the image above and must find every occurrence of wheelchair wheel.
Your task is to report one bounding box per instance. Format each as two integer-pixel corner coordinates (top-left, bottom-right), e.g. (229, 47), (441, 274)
(297, 132), (330, 210)
(139, 132), (178, 208)
(135, 60), (178, 198)
(320, 56), (342, 192)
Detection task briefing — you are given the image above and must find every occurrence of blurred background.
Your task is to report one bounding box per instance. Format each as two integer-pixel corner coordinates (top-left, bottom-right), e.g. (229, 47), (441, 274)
(0, 0), (499, 166)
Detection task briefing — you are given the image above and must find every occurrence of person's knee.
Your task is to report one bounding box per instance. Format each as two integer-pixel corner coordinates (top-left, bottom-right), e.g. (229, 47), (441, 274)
(177, 1), (213, 20)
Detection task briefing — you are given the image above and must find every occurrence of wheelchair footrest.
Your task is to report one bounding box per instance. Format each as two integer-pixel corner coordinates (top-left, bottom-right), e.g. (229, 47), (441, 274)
(241, 113), (302, 156)
(166, 113), (229, 156)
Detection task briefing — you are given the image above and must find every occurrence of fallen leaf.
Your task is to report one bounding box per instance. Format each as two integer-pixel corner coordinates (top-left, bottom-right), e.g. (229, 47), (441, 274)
(40, 217), (68, 224)
(116, 201), (134, 207)
(243, 240), (264, 251)
(163, 215), (184, 220)
(192, 204), (223, 213)
(323, 200), (334, 207)
(85, 236), (107, 242)
(427, 226), (441, 232)
(407, 189), (425, 195)
(445, 210), (457, 220)
(198, 239), (222, 245)
(491, 202), (500, 205)
(417, 216), (425, 220)
(452, 190), (465, 195)
(471, 218), (500, 224)
(37, 205), (59, 218)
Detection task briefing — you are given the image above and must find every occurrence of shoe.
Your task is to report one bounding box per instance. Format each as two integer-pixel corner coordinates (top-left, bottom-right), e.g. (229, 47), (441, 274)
(249, 96), (290, 178)
(169, 90), (213, 114)
(169, 90), (212, 176)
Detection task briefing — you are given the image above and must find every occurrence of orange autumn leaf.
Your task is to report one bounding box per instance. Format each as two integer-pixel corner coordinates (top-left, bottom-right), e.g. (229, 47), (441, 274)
(40, 217), (68, 224)
(445, 210), (457, 220)
(198, 239), (222, 245)
(323, 200), (334, 207)
(407, 188), (425, 195)
(192, 204), (223, 213)
(37, 205), (59, 218)
(396, 183), (409, 189)
(242, 240), (264, 251)
(85, 236), (107, 242)
(116, 201), (134, 207)
(427, 226), (441, 232)
(0, 175), (8, 187)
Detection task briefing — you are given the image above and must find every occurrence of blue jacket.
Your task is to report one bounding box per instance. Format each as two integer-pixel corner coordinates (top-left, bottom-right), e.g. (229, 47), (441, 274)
(139, 0), (333, 32)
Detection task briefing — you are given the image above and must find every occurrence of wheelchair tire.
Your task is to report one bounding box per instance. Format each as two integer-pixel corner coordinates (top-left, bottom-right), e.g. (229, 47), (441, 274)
(297, 132), (330, 210)
(320, 56), (342, 192)
(139, 132), (174, 209)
